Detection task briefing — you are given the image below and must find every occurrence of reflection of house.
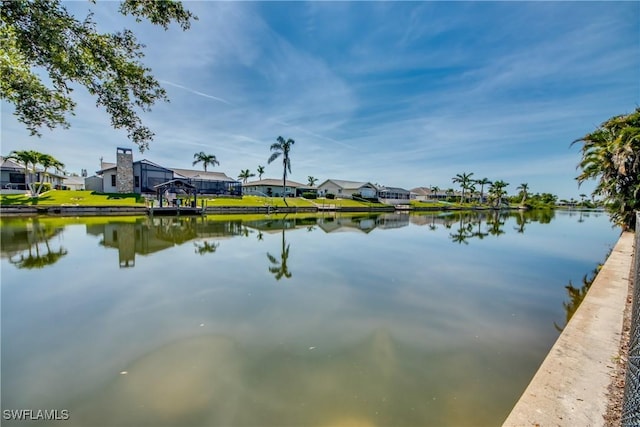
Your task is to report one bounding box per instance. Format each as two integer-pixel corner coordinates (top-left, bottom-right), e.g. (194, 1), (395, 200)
(87, 217), (245, 267)
(88, 148), (241, 195)
(376, 213), (410, 229)
(316, 215), (379, 234)
(317, 179), (378, 199)
(1, 156), (65, 193)
(242, 179), (311, 197)
(376, 187), (410, 205)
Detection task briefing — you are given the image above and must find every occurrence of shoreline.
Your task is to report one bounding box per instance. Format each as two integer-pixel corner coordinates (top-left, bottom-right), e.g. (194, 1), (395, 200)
(0, 203), (577, 217)
(502, 231), (635, 426)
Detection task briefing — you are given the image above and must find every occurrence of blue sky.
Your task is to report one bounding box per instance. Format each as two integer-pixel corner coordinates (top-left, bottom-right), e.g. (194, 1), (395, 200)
(2, 1), (638, 199)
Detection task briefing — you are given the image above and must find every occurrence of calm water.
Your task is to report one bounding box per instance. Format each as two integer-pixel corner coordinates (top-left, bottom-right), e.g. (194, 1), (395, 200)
(1, 210), (619, 426)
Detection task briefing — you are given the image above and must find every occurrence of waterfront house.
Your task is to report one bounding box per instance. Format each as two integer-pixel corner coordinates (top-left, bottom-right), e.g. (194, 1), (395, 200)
(62, 175), (86, 190)
(317, 179), (378, 199)
(170, 168), (241, 196)
(91, 148), (241, 196)
(242, 178), (309, 198)
(410, 187), (449, 201)
(376, 186), (411, 205)
(0, 156), (65, 194)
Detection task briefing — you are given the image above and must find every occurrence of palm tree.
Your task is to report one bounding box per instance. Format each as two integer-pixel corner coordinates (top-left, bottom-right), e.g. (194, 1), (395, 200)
(256, 165), (266, 180)
(475, 178), (492, 204)
(238, 169), (255, 184)
(267, 136), (295, 206)
(7, 150), (39, 195)
(488, 180), (509, 208)
(192, 152), (219, 172)
(430, 185), (440, 200)
(573, 107), (640, 230)
(307, 176), (318, 187)
(35, 153), (65, 195)
(516, 183), (529, 205)
(446, 188), (455, 201)
(452, 172), (474, 203)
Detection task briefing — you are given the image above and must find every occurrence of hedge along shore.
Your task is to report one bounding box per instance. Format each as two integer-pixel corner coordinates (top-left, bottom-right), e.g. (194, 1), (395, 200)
(502, 231), (635, 427)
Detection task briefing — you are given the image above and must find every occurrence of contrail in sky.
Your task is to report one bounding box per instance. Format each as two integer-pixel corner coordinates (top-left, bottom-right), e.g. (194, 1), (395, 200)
(160, 80), (234, 106)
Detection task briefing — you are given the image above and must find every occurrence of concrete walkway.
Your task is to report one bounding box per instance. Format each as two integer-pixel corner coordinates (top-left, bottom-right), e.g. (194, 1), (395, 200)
(503, 231), (635, 427)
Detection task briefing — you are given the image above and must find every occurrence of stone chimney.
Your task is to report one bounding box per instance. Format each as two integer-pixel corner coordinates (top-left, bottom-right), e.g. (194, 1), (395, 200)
(116, 147), (134, 193)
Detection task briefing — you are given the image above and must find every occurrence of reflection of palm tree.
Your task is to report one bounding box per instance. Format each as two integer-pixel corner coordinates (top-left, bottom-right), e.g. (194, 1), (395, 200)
(428, 214), (437, 231)
(473, 216), (488, 240)
(487, 211), (505, 236)
(194, 241), (219, 255)
(10, 246), (68, 269)
(449, 213), (474, 244)
(554, 268), (598, 332)
(514, 211), (528, 233)
(8, 220), (68, 268)
(257, 231), (264, 241)
(267, 229), (292, 280)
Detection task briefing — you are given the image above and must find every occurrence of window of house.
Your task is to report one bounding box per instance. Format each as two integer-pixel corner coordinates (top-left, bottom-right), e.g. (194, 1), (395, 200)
(9, 173), (25, 183)
(134, 176), (140, 187)
(111, 175), (116, 187)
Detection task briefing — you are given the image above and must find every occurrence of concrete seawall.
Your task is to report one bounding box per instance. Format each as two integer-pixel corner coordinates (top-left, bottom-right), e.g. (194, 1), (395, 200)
(503, 231), (635, 426)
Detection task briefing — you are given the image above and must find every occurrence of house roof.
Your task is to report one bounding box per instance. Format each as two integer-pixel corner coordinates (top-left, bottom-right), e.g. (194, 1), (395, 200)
(95, 159), (237, 182)
(1, 156), (66, 177)
(318, 179), (377, 190)
(378, 186), (409, 193)
(170, 168), (237, 182)
(410, 187), (434, 196)
(244, 178), (307, 187)
(0, 156), (24, 171)
(63, 176), (85, 185)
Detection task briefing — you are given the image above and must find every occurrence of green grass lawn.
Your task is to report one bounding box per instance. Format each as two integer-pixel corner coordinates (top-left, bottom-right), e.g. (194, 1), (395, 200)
(0, 192), (380, 209)
(201, 196), (378, 208)
(0, 190), (145, 206)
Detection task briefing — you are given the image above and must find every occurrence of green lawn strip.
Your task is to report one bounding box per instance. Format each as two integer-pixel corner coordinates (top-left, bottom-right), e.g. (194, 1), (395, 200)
(0, 190), (144, 206)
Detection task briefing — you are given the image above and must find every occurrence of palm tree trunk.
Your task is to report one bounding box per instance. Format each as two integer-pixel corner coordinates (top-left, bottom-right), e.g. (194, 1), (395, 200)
(282, 171), (288, 207)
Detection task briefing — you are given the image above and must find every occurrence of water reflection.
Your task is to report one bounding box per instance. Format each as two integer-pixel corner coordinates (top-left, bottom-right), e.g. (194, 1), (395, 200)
(267, 229), (292, 281)
(554, 260), (604, 332)
(1, 218), (68, 269)
(0, 210), (620, 427)
(86, 217), (245, 267)
(0, 210), (583, 271)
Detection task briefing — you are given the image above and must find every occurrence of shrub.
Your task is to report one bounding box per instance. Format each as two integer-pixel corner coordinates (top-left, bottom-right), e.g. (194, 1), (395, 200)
(325, 193), (335, 199)
(34, 182), (52, 192)
(302, 192), (317, 199)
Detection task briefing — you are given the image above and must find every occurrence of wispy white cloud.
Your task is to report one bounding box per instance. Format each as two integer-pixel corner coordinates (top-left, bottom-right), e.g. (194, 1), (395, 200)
(1, 1), (637, 199)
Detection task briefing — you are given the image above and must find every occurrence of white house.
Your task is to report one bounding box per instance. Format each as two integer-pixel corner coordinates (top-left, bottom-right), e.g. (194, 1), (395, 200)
(316, 179), (378, 199)
(376, 186), (411, 205)
(62, 175), (86, 190)
(242, 178), (308, 198)
(0, 156), (65, 194)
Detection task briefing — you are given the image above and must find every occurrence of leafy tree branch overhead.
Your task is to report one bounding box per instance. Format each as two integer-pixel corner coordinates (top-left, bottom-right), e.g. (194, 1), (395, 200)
(0, 0), (196, 151)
